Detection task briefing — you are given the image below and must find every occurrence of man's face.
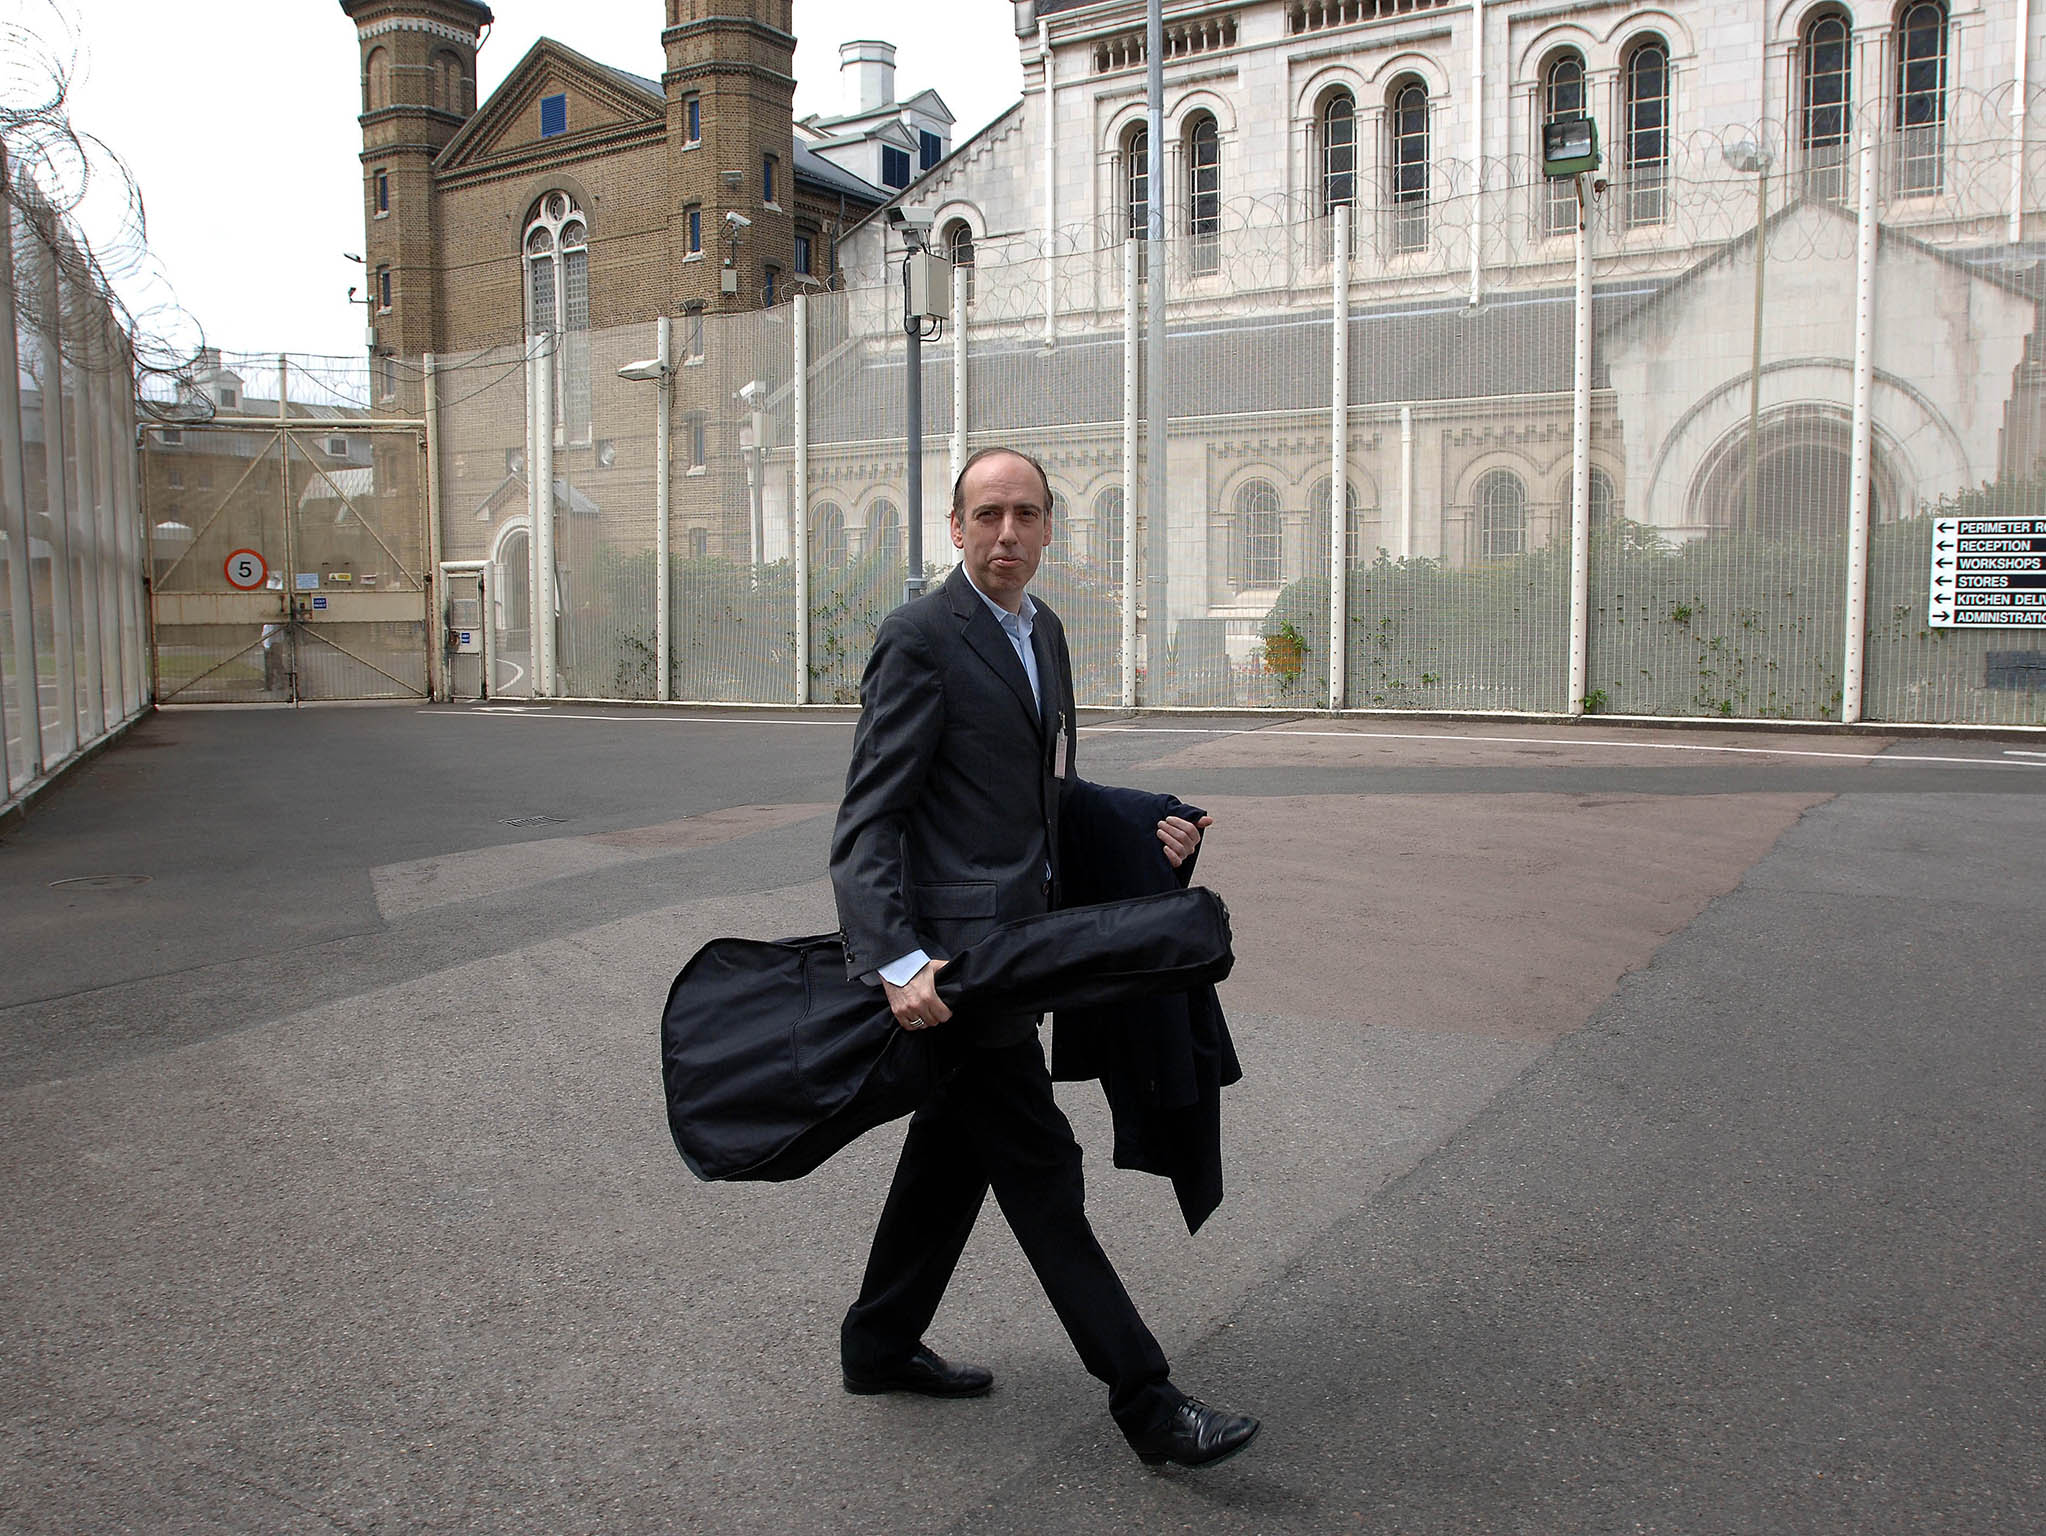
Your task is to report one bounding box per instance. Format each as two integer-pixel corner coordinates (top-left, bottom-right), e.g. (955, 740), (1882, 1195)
(951, 453), (1053, 612)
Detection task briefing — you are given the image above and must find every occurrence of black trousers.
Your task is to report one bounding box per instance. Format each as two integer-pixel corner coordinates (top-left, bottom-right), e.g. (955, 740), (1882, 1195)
(840, 1033), (1177, 1435)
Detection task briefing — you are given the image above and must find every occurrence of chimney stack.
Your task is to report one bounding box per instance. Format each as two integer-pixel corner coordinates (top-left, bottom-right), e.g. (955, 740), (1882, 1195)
(840, 39), (896, 114)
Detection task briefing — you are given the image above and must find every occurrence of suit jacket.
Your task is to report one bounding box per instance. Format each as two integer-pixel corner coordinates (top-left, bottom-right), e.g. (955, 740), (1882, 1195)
(830, 564), (1075, 1046)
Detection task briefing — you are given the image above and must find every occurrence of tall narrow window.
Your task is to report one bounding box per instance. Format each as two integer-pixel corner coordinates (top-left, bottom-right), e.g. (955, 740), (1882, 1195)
(1389, 80), (1430, 253)
(1896, 1), (1948, 194)
(868, 500), (902, 563)
(1478, 470), (1527, 557)
(374, 169), (389, 216)
(364, 47), (389, 112)
(814, 503), (848, 568)
(762, 153), (778, 205)
(794, 231), (813, 275)
(684, 95), (701, 145)
(763, 265), (778, 305)
(1186, 113), (1221, 275)
(1311, 475), (1363, 565)
(1321, 91), (1356, 214)
(684, 414), (707, 469)
(540, 93), (568, 138)
(685, 306), (705, 363)
(920, 129), (944, 170)
(1623, 40), (1671, 226)
(1230, 479), (1282, 588)
(1125, 124), (1150, 240)
(1589, 466), (1617, 527)
(1096, 486), (1126, 589)
(525, 192), (591, 440)
(1542, 51), (1587, 236)
(685, 204), (702, 257)
(882, 145), (911, 188)
(942, 219), (975, 303)
(1801, 13), (1852, 200)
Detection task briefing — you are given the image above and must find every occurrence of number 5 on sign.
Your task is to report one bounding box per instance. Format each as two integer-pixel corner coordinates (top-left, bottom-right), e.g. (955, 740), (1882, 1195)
(225, 549), (268, 590)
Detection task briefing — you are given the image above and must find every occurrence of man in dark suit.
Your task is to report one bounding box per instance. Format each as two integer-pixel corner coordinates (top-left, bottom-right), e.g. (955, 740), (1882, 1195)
(829, 447), (1259, 1469)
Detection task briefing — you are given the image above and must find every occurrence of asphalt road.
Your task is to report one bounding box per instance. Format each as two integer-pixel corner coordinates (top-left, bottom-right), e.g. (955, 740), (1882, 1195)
(1, 704), (2040, 1534)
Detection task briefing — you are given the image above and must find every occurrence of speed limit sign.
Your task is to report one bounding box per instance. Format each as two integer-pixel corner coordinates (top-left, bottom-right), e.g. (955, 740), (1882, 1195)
(224, 549), (268, 590)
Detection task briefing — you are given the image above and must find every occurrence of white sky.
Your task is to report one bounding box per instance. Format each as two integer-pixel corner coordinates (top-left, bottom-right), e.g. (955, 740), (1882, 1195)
(44, 0), (1023, 361)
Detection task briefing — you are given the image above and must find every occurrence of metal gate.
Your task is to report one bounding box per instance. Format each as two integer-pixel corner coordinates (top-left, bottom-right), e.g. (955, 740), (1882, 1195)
(145, 416), (429, 702)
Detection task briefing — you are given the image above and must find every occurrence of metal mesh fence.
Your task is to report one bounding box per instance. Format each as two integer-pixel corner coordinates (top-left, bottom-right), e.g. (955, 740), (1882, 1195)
(3, 167), (149, 803)
(196, 98), (2046, 728)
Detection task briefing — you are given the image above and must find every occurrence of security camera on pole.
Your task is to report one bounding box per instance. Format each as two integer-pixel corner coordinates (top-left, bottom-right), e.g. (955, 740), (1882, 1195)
(886, 205), (947, 608)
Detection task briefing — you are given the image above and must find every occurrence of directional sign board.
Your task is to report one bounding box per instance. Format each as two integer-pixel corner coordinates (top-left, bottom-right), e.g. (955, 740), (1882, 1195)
(224, 549), (268, 591)
(1928, 517), (2046, 628)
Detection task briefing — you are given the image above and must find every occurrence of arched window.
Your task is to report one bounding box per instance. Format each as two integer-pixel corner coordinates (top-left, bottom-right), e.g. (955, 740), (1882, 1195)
(364, 47), (390, 112)
(1230, 479), (1283, 589)
(1542, 50), (1587, 236)
(1321, 90), (1356, 214)
(1623, 39), (1670, 226)
(1801, 11), (1853, 200)
(1388, 79), (1430, 253)
(1590, 466), (1617, 527)
(813, 503), (848, 569)
(1309, 475), (1363, 566)
(1896, 1), (1948, 194)
(525, 192), (591, 439)
(941, 219), (975, 304)
(432, 51), (465, 114)
(867, 499), (902, 563)
(1477, 470), (1527, 558)
(1095, 486), (1126, 589)
(1186, 113), (1221, 274)
(1123, 123), (1150, 278)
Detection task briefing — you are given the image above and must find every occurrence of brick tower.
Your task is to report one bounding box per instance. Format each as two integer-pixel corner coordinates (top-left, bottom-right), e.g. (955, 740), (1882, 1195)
(339, 0), (492, 392)
(662, 0), (796, 312)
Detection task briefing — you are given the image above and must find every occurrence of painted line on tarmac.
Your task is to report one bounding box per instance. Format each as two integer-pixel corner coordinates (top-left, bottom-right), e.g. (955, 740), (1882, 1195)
(1079, 723), (2046, 772)
(422, 710), (2042, 770)
(426, 708), (851, 727)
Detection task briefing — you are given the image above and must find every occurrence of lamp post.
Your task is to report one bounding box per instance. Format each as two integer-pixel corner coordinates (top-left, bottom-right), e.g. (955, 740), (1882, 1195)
(618, 325), (675, 700)
(1723, 140), (1773, 535)
(886, 206), (946, 608)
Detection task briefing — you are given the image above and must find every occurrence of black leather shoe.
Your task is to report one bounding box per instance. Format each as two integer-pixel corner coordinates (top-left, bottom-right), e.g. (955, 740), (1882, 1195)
(1128, 1396), (1260, 1467)
(842, 1345), (993, 1398)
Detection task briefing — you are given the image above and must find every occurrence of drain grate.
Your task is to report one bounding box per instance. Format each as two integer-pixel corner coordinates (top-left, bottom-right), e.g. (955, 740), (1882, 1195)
(49, 874), (152, 890)
(499, 814), (569, 828)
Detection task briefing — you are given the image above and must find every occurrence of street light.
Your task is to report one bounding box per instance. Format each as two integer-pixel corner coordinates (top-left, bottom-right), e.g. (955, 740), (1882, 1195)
(618, 322), (676, 700)
(885, 204), (948, 608)
(1722, 139), (1774, 535)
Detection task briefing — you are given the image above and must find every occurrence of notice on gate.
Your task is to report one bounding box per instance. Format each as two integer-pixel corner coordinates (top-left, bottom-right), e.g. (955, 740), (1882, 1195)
(1928, 517), (2046, 627)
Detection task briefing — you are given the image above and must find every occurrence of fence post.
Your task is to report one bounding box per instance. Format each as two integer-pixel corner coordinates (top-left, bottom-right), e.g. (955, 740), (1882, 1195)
(533, 332), (558, 697)
(1, 146), (44, 783)
(1329, 204), (1350, 711)
(793, 293), (811, 704)
(35, 232), (78, 754)
(1567, 178), (1593, 717)
(951, 263), (968, 493)
(654, 316), (672, 703)
(1398, 404), (1414, 559)
(424, 353), (444, 703)
(93, 339), (124, 724)
(1121, 236), (1139, 708)
(2013, 16), (2030, 246)
(1843, 130), (1879, 725)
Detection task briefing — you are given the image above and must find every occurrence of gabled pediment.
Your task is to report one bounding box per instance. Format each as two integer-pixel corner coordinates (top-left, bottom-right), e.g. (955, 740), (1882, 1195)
(439, 37), (664, 172)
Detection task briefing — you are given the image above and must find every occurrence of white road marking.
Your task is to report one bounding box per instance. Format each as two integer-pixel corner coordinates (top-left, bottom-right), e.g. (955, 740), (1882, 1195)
(1078, 723), (2046, 770)
(420, 709), (2043, 768)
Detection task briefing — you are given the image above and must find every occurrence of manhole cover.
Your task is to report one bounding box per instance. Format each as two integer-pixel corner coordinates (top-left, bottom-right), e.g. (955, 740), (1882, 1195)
(500, 815), (569, 828)
(49, 874), (152, 890)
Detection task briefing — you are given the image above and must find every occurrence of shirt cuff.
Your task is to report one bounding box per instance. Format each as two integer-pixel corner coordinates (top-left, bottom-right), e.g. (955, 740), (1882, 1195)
(877, 949), (933, 987)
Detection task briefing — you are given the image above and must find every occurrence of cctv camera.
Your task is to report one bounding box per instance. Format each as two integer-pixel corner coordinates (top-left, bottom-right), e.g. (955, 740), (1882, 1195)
(726, 211), (752, 229)
(737, 380), (761, 403)
(885, 205), (935, 234)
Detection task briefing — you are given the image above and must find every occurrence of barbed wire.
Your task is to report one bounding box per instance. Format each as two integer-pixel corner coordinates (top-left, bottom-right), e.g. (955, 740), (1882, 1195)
(2, 0), (207, 411)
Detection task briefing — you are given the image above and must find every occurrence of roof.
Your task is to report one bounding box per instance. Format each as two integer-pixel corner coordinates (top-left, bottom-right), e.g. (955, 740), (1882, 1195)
(795, 138), (887, 204)
(805, 282), (1657, 443)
